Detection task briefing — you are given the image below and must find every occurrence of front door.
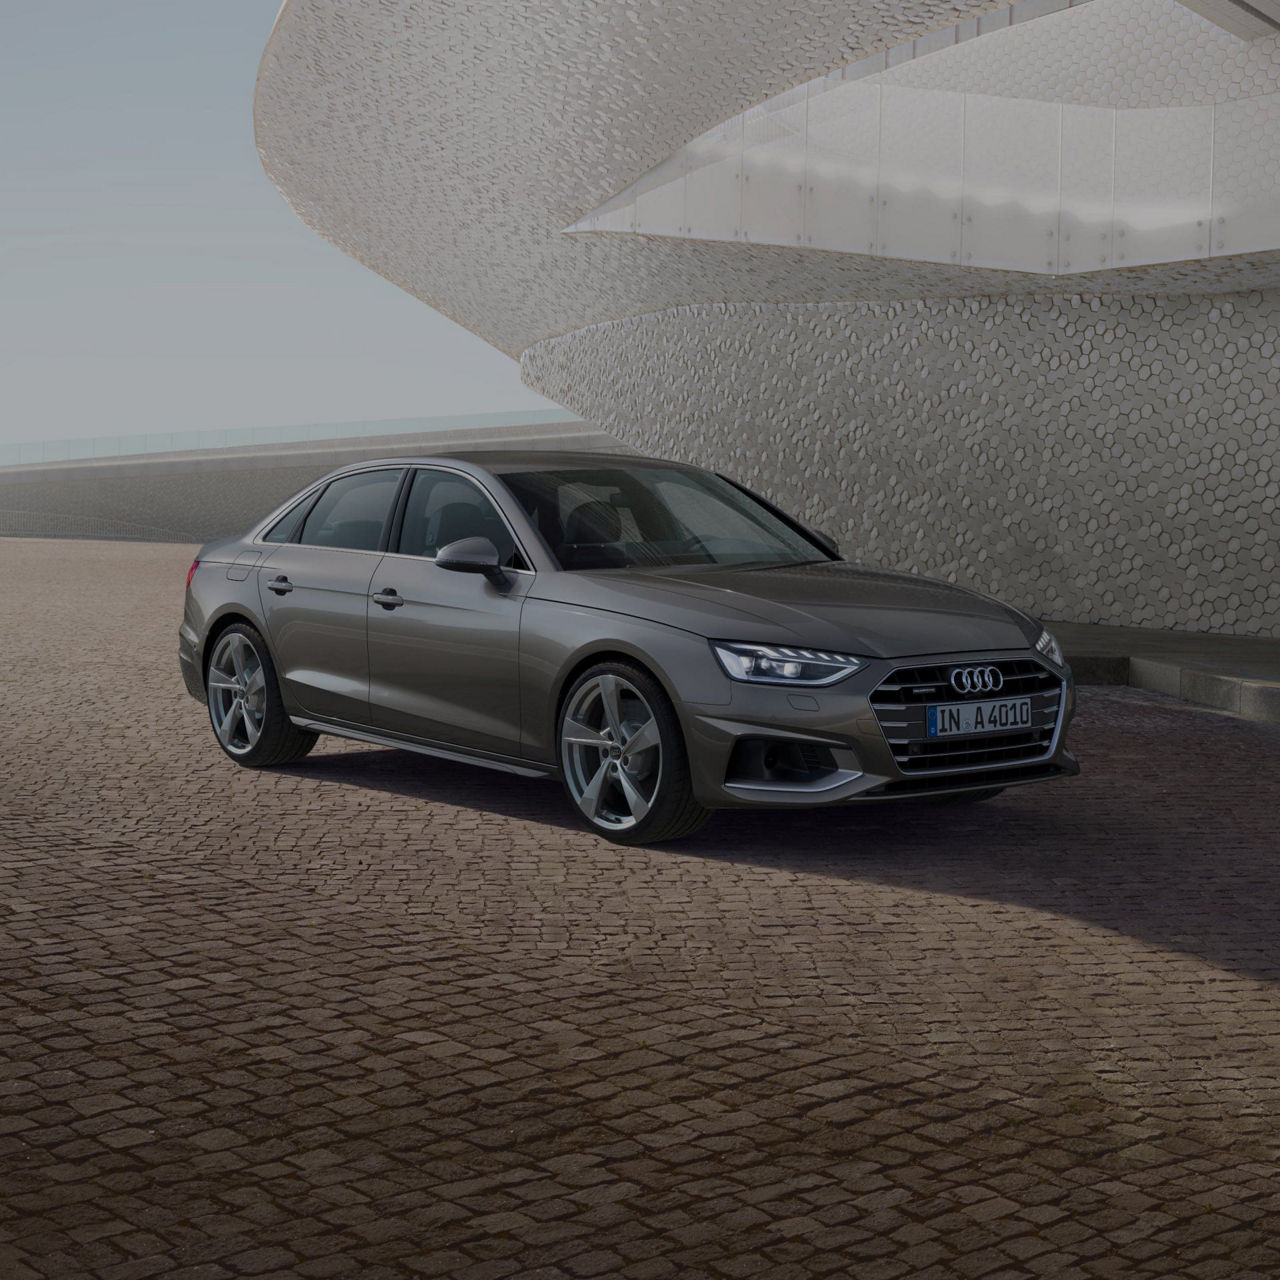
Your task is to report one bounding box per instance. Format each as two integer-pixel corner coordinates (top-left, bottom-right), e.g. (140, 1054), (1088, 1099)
(367, 467), (529, 756)
(257, 467), (404, 723)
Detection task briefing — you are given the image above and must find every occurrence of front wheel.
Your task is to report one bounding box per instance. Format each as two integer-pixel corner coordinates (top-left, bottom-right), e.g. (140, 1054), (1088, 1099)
(205, 623), (316, 768)
(557, 661), (710, 845)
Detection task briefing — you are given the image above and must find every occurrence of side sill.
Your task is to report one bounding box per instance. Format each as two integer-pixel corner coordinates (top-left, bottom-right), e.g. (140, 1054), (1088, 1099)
(290, 717), (555, 780)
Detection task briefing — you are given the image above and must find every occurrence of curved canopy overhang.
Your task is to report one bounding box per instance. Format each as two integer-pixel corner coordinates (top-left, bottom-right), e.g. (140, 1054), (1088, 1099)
(569, 83), (1280, 275)
(255, 0), (1280, 360)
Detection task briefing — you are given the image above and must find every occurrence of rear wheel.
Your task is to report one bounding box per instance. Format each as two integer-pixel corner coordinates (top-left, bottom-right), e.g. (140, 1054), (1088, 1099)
(205, 623), (316, 768)
(558, 661), (710, 845)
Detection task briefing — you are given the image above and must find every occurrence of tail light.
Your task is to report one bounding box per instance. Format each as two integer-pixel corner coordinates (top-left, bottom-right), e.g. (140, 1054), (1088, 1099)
(186, 559), (200, 589)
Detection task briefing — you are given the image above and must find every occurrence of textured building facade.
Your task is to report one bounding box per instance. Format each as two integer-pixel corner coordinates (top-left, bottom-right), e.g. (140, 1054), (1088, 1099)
(523, 294), (1279, 634)
(255, 0), (1280, 635)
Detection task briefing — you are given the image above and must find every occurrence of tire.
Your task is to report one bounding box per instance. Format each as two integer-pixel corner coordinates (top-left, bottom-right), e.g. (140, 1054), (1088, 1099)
(204, 622), (317, 768)
(557, 660), (711, 845)
(930, 787), (1004, 805)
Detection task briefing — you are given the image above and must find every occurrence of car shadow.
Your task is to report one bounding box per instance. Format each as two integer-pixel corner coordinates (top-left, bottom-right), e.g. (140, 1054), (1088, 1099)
(277, 689), (1280, 983)
(276, 745), (583, 835)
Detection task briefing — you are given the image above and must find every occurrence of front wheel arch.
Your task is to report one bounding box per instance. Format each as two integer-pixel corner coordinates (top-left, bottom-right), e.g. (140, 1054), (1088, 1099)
(554, 648), (668, 730)
(549, 636), (699, 753)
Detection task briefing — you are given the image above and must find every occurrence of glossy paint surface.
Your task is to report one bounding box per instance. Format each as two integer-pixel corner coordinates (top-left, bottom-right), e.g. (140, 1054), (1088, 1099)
(179, 451), (1076, 807)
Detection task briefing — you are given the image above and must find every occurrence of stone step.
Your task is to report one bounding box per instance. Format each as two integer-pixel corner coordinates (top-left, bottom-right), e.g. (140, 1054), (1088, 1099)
(1127, 658), (1280, 724)
(1057, 622), (1280, 724)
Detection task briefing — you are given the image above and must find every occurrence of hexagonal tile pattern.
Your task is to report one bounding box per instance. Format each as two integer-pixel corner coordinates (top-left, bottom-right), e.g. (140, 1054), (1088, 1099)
(522, 291), (1280, 636)
(255, 0), (1280, 364)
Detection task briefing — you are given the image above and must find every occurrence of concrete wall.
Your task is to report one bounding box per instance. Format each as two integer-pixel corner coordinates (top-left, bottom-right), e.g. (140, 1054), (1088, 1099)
(0, 422), (622, 545)
(523, 291), (1280, 636)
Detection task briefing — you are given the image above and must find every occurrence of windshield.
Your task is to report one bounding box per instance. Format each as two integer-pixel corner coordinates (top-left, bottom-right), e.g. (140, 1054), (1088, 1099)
(498, 465), (834, 571)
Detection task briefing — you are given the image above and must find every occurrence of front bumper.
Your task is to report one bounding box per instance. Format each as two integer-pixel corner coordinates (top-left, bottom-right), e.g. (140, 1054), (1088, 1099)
(681, 646), (1078, 809)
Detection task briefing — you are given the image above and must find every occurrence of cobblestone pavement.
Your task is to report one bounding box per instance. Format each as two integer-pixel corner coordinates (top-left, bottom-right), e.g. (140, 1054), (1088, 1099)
(3, 537), (1280, 1280)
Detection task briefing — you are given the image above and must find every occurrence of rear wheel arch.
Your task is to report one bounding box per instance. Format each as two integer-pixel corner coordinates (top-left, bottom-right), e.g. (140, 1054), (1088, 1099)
(201, 607), (282, 692)
(202, 610), (257, 678)
(204, 619), (317, 768)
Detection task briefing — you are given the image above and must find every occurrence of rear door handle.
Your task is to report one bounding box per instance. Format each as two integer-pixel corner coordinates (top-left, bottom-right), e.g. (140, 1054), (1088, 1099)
(266, 575), (294, 595)
(372, 588), (404, 610)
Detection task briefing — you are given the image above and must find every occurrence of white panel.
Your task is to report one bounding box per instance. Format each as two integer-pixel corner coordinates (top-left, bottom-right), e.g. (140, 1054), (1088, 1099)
(593, 204), (636, 234)
(912, 28), (956, 58)
(877, 86), (964, 264)
(741, 87), (806, 245)
(846, 52), (887, 80)
(684, 115), (743, 240)
(1059, 104), (1115, 271)
(635, 177), (685, 236)
(803, 80), (881, 253)
(961, 94), (1061, 271)
(1012, 0), (1071, 23)
(569, 29), (1276, 275)
(1212, 94), (1280, 257)
(1114, 106), (1213, 267)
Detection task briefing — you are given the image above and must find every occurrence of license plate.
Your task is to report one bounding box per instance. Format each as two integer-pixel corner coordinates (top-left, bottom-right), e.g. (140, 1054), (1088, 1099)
(927, 697), (1032, 737)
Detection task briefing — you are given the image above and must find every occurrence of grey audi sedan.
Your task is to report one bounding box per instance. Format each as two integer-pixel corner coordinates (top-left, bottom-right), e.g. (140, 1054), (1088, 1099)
(180, 452), (1077, 844)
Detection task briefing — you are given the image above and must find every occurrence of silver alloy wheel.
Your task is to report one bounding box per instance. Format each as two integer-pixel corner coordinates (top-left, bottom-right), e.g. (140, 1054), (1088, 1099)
(561, 674), (663, 831)
(207, 631), (266, 756)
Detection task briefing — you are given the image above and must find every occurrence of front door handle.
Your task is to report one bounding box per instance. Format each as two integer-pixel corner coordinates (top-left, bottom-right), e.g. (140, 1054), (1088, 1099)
(372, 588), (404, 610)
(266, 575), (294, 595)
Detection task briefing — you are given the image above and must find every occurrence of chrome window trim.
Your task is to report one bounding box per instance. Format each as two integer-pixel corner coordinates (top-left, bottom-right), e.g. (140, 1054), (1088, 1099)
(376, 548), (536, 577)
(248, 461), (537, 574)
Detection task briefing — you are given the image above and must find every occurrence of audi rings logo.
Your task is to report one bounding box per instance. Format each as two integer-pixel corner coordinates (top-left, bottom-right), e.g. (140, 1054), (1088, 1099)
(950, 665), (1004, 695)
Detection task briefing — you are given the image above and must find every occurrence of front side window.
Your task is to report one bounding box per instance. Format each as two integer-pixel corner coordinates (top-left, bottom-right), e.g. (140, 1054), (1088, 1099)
(498, 465), (832, 571)
(396, 469), (522, 568)
(298, 469), (403, 551)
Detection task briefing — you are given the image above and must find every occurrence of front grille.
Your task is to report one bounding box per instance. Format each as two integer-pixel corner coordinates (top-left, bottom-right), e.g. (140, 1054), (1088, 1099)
(870, 657), (1064, 774)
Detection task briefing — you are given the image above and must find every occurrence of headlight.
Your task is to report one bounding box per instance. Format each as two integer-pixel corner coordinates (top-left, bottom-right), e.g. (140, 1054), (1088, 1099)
(711, 641), (865, 686)
(1035, 627), (1065, 667)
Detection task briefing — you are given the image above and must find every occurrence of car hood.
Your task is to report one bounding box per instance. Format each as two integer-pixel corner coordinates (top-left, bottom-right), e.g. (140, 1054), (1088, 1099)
(558, 560), (1039, 658)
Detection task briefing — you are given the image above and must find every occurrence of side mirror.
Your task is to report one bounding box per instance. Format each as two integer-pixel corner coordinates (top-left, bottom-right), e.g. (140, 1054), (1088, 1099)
(435, 536), (506, 583)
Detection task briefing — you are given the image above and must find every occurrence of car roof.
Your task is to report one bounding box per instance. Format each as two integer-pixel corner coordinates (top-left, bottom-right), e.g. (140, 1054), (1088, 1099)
(337, 450), (700, 475)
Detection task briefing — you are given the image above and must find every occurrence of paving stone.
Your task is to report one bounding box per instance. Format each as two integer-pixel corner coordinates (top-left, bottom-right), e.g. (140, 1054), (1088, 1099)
(1, 537), (1279, 1280)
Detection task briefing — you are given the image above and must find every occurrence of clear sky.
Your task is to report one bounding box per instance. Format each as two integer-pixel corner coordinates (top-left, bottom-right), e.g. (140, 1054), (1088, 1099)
(0, 0), (555, 446)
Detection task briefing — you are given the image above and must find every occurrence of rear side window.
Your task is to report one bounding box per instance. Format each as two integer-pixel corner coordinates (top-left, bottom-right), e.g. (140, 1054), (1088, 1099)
(298, 470), (403, 551)
(262, 496), (311, 544)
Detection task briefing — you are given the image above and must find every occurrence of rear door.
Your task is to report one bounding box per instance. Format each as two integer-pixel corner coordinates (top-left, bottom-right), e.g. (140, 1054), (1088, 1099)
(257, 467), (405, 724)
(366, 466), (530, 756)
